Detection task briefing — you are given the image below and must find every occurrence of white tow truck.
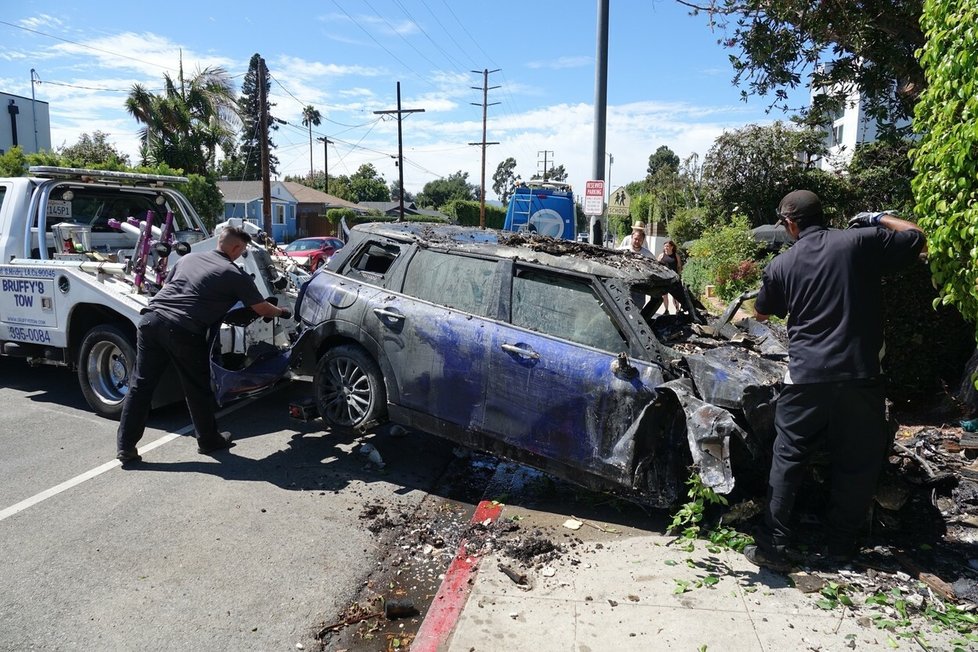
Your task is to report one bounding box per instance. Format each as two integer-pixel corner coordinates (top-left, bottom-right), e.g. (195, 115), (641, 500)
(0, 166), (303, 418)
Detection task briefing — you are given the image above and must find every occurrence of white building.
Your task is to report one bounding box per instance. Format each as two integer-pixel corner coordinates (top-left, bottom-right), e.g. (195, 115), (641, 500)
(0, 91), (51, 155)
(812, 74), (911, 173)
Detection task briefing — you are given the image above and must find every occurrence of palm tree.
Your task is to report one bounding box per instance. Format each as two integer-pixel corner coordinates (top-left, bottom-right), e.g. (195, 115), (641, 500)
(301, 105), (322, 179)
(126, 58), (240, 174)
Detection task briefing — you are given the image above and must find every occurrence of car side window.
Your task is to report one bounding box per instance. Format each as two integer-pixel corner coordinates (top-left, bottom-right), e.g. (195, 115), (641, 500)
(402, 249), (496, 317)
(512, 269), (627, 353)
(346, 241), (402, 282)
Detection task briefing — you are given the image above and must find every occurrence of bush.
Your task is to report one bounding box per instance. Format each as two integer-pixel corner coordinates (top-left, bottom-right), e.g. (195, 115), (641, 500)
(687, 214), (762, 301)
(681, 256), (713, 298)
(443, 199), (505, 229)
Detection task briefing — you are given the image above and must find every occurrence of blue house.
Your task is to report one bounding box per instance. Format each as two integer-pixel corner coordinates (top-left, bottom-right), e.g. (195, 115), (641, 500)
(216, 180), (298, 243)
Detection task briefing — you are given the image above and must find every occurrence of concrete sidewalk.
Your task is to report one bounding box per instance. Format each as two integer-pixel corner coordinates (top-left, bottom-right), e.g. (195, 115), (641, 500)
(431, 506), (964, 652)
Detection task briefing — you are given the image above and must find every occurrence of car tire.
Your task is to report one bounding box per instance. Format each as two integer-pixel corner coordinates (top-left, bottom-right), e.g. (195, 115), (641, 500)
(77, 324), (135, 420)
(314, 344), (388, 431)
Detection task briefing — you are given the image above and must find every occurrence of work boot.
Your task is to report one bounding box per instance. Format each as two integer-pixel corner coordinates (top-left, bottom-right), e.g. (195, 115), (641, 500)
(743, 544), (794, 572)
(197, 431), (234, 455)
(116, 449), (142, 466)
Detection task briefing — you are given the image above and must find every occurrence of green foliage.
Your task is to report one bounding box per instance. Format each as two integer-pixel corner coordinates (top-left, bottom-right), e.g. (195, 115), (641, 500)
(647, 145), (680, 178)
(846, 140), (915, 215)
(669, 207), (708, 247)
(57, 131), (131, 168)
(912, 0), (978, 339)
(698, 0), (924, 130)
(443, 199), (504, 229)
(0, 147), (28, 177)
(416, 170), (477, 209)
(702, 121), (827, 226)
(347, 164), (390, 203)
(235, 54), (279, 179)
(687, 215), (761, 301)
(181, 174), (223, 230)
(668, 474), (729, 541)
(492, 157), (518, 206)
(815, 581), (855, 611)
(680, 256), (713, 299)
(126, 62), (240, 175)
(326, 207), (356, 225)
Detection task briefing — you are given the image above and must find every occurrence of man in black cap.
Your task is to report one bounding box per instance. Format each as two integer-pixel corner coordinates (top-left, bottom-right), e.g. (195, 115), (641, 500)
(742, 189), (927, 571)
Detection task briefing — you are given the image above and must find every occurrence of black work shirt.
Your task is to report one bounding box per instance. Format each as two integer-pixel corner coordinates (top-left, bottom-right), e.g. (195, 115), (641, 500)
(148, 249), (264, 335)
(756, 224), (925, 383)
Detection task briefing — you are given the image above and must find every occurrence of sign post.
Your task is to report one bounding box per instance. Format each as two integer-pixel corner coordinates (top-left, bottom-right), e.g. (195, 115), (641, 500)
(584, 180), (606, 246)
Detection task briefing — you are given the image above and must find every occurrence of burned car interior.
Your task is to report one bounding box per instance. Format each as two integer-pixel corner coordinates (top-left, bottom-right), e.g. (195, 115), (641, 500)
(294, 222), (789, 508)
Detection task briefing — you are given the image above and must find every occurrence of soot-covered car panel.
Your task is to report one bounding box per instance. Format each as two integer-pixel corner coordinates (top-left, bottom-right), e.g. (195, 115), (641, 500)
(295, 222), (787, 507)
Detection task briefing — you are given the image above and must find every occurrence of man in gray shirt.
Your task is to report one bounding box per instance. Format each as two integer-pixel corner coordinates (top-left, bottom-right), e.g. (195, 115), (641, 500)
(117, 226), (288, 463)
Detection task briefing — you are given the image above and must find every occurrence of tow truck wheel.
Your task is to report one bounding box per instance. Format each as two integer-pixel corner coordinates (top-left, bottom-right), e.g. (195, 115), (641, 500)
(78, 324), (136, 420)
(314, 344), (387, 432)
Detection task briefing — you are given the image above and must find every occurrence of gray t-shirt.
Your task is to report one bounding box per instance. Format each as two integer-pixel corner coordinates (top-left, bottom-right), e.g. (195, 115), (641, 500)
(148, 249), (264, 335)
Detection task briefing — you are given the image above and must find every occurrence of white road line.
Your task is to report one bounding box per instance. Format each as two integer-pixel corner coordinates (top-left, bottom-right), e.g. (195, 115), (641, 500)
(0, 399), (258, 523)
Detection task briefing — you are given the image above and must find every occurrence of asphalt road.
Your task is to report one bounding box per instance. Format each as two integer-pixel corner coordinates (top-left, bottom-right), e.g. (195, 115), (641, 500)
(0, 360), (461, 651)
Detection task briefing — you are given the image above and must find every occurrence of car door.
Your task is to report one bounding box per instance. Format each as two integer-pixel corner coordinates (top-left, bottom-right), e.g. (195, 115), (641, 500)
(365, 247), (500, 431)
(484, 263), (666, 484)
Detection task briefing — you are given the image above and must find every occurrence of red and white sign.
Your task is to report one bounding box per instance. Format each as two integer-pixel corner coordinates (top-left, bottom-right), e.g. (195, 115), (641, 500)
(583, 180), (605, 215)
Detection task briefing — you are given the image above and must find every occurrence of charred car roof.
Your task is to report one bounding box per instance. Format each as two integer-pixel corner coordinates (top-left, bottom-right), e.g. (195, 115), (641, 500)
(348, 222), (679, 287)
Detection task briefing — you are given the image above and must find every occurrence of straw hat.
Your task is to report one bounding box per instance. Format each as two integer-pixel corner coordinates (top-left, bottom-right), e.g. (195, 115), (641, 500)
(631, 221), (646, 232)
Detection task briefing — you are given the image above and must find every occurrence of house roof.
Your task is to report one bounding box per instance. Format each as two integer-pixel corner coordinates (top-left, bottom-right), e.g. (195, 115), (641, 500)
(358, 200), (418, 213)
(280, 181), (362, 211)
(217, 180), (295, 203)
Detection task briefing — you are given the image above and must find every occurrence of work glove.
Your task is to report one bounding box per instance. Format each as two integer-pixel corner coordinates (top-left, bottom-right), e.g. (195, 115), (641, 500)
(279, 309), (292, 320)
(848, 211), (892, 228)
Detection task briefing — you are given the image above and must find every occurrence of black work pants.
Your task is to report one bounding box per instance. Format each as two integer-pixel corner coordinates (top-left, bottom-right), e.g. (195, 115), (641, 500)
(764, 379), (887, 553)
(116, 312), (221, 452)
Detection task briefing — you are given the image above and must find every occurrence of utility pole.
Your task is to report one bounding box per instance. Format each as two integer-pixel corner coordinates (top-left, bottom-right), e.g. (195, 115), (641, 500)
(468, 68), (500, 228)
(374, 82), (425, 222)
(590, 0), (610, 245)
(30, 69), (39, 152)
(258, 56), (272, 237)
(317, 136), (333, 192)
(537, 150), (554, 181)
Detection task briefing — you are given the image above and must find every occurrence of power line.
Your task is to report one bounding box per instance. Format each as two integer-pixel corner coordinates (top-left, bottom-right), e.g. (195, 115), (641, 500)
(364, 0), (445, 73)
(393, 0), (467, 72)
(0, 19), (171, 72)
(330, 0), (436, 90)
(416, 0), (480, 69)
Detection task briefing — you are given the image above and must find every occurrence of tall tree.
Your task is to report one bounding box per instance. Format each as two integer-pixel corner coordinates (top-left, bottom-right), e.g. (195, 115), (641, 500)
(416, 171), (478, 209)
(125, 59), (239, 175)
(679, 0), (924, 133)
(389, 179), (414, 204)
(58, 131), (130, 168)
(301, 105), (322, 179)
(647, 145), (680, 179)
(492, 157), (518, 206)
(702, 121), (829, 226)
(348, 164), (390, 203)
(235, 54), (279, 180)
(531, 163), (567, 182)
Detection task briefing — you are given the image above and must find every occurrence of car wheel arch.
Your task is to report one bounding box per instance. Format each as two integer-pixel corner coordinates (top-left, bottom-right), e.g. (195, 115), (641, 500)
(313, 331), (399, 406)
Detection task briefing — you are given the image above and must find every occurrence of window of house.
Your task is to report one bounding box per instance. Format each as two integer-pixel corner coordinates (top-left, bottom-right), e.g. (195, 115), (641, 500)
(274, 204), (286, 225)
(402, 249), (497, 317)
(511, 269), (627, 353)
(832, 123), (845, 146)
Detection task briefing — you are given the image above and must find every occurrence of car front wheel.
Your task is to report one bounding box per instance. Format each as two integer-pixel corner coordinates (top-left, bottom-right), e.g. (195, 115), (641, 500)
(314, 344), (387, 431)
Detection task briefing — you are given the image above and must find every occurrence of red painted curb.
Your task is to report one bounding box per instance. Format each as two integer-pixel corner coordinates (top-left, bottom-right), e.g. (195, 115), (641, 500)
(411, 499), (502, 652)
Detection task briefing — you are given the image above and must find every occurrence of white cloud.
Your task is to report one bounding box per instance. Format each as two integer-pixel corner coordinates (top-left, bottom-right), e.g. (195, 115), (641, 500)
(18, 14), (64, 30)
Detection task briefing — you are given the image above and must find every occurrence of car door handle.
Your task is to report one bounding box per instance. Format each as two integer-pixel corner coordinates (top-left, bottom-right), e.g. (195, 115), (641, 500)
(373, 308), (405, 321)
(500, 343), (540, 359)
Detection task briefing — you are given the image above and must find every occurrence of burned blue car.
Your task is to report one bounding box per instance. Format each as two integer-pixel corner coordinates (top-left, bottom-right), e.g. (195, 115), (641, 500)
(292, 223), (787, 507)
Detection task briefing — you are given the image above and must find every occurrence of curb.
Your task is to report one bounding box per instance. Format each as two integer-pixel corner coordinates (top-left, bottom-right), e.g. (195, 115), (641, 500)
(411, 499), (502, 652)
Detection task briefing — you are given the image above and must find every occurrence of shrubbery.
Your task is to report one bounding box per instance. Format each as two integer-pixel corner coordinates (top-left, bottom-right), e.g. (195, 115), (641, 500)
(684, 215), (761, 301)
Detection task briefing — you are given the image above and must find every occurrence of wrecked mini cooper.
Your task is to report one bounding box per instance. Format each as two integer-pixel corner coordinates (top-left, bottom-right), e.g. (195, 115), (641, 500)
(293, 223), (788, 507)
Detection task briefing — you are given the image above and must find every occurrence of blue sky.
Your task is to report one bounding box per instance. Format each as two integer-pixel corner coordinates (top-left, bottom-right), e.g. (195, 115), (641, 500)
(0, 1), (811, 198)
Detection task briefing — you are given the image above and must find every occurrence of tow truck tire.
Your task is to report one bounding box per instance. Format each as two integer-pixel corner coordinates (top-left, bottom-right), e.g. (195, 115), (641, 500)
(314, 344), (387, 432)
(78, 324), (136, 420)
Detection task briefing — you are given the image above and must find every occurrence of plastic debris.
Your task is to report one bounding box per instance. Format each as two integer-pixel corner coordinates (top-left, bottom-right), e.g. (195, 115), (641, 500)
(562, 518), (584, 530)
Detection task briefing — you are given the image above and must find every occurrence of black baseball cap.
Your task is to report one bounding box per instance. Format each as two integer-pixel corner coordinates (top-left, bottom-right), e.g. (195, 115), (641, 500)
(777, 190), (823, 225)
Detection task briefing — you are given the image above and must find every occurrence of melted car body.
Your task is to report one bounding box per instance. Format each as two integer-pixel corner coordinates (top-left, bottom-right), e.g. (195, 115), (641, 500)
(292, 223), (787, 507)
